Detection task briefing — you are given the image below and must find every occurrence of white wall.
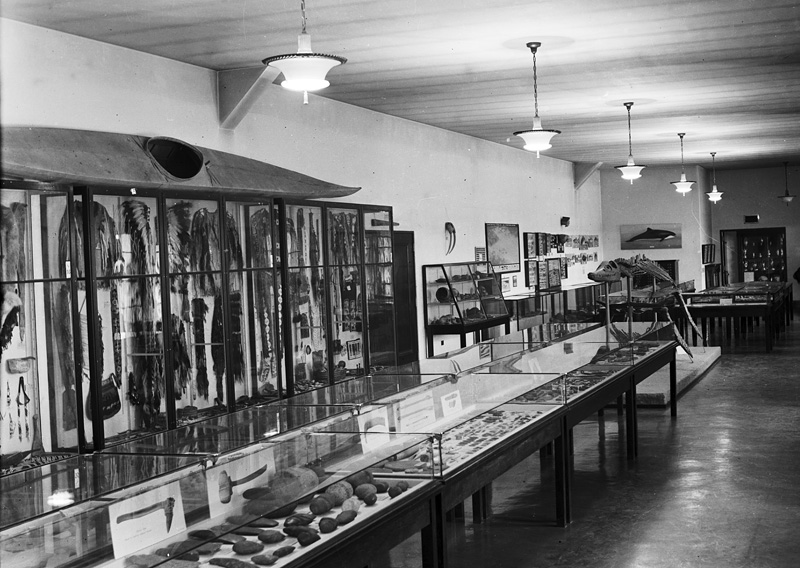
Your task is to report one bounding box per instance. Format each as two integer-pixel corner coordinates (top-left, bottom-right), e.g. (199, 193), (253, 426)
(1, 18), (603, 358)
(600, 165), (711, 289)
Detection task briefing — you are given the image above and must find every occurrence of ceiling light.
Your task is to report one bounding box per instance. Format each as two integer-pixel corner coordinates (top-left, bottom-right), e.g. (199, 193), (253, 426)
(513, 42), (560, 157)
(671, 133), (695, 195)
(707, 152), (723, 203)
(779, 161), (796, 205)
(262, 0), (346, 104)
(615, 102), (645, 183)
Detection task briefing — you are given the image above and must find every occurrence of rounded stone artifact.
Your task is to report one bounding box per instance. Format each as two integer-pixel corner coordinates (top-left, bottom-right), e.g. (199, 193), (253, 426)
(335, 510), (357, 525)
(318, 517), (338, 534)
(232, 540), (264, 555)
(257, 530), (285, 544)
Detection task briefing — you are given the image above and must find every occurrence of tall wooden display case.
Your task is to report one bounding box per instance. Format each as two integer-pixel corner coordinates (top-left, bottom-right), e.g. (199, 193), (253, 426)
(721, 227), (788, 283)
(278, 200), (395, 396)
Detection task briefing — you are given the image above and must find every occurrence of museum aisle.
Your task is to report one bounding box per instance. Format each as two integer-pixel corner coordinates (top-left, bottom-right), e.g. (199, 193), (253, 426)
(386, 316), (800, 568)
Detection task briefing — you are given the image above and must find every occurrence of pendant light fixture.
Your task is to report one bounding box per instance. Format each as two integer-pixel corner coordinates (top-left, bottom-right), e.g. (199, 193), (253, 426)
(671, 133), (695, 195)
(513, 42), (560, 157)
(706, 152), (723, 203)
(615, 102), (645, 183)
(262, 0), (346, 104)
(778, 161), (796, 205)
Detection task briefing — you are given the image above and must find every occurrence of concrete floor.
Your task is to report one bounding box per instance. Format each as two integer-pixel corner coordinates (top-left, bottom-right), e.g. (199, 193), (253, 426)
(387, 315), (800, 568)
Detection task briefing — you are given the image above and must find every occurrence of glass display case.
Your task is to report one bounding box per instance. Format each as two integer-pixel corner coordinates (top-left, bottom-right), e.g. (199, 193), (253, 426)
(684, 281), (789, 305)
(422, 261), (510, 356)
(1, 424), (435, 568)
(279, 201), (395, 393)
(314, 371), (566, 478)
(504, 281), (610, 332)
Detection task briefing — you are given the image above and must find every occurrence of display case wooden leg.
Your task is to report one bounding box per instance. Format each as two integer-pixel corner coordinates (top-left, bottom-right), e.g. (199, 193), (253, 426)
(422, 493), (445, 568)
(554, 422), (571, 527)
(626, 385), (638, 459)
(670, 352), (678, 418)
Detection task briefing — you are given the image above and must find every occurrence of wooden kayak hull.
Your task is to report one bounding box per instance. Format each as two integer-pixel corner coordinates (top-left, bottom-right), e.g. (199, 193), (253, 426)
(1, 127), (360, 199)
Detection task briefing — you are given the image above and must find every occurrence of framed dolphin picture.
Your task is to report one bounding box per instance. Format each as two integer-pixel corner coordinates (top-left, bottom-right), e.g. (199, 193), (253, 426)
(620, 223), (682, 250)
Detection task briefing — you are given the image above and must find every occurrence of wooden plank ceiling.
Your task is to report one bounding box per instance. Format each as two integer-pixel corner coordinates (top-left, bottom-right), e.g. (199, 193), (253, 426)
(4, 0), (800, 170)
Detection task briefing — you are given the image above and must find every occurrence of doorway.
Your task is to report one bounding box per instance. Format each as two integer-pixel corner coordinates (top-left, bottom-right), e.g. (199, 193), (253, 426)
(392, 231), (419, 364)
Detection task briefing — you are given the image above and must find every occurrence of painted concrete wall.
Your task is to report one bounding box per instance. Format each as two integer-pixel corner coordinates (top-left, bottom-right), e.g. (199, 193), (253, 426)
(711, 166), (800, 300)
(600, 164), (711, 289)
(1, 18), (603, 357)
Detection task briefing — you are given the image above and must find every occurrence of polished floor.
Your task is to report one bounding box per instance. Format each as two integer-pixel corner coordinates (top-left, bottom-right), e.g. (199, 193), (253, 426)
(388, 313), (800, 568)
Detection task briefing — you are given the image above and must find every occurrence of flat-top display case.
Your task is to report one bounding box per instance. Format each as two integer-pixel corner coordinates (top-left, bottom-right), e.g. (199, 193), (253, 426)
(1, 424), (435, 568)
(315, 371), (566, 478)
(685, 281), (789, 304)
(422, 261), (510, 356)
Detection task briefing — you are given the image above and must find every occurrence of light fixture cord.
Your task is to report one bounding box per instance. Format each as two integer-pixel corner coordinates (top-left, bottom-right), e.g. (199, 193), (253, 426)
(531, 49), (539, 119)
(626, 106), (633, 155)
(711, 152), (716, 184)
(679, 133), (686, 174)
(785, 161), (789, 195)
(300, 0), (307, 34)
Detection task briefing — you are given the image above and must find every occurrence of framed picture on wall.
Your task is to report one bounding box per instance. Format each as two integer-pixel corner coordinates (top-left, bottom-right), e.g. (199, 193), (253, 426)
(525, 260), (537, 287)
(485, 223), (521, 274)
(702, 243), (715, 264)
(523, 232), (537, 259)
(620, 223), (682, 250)
(547, 258), (562, 288)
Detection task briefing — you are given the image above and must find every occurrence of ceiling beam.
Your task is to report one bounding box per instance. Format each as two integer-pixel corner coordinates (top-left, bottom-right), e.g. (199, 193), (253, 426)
(218, 66), (281, 130)
(574, 161), (604, 191)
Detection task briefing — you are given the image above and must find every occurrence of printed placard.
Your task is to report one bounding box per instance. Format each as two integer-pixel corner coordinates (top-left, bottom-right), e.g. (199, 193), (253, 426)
(206, 447), (274, 519)
(357, 406), (391, 452)
(109, 481), (187, 559)
(395, 391), (436, 431)
(440, 390), (463, 417)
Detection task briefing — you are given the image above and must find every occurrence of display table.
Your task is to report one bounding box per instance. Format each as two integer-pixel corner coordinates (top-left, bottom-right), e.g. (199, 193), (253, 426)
(677, 282), (793, 352)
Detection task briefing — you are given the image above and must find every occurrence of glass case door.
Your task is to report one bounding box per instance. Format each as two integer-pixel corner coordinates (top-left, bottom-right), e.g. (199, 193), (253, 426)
(363, 207), (396, 372)
(1, 182), (81, 464)
(328, 206), (365, 381)
(283, 203), (328, 394)
(91, 193), (166, 446)
(226, 200), (282, 403)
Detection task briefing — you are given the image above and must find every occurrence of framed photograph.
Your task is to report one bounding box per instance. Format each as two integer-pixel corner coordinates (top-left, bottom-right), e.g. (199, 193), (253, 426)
(523, 232), (537, 259)
(620, 223), (682, 250)
(346, 339), (362, 360)
(547, 258), (562, 288)
(537, 261), (549, 290)
(702, 243), (715, 264)
(536, 233), (549, 257)
(485, 223), (521, 274)
(525, 260), (537, 287)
